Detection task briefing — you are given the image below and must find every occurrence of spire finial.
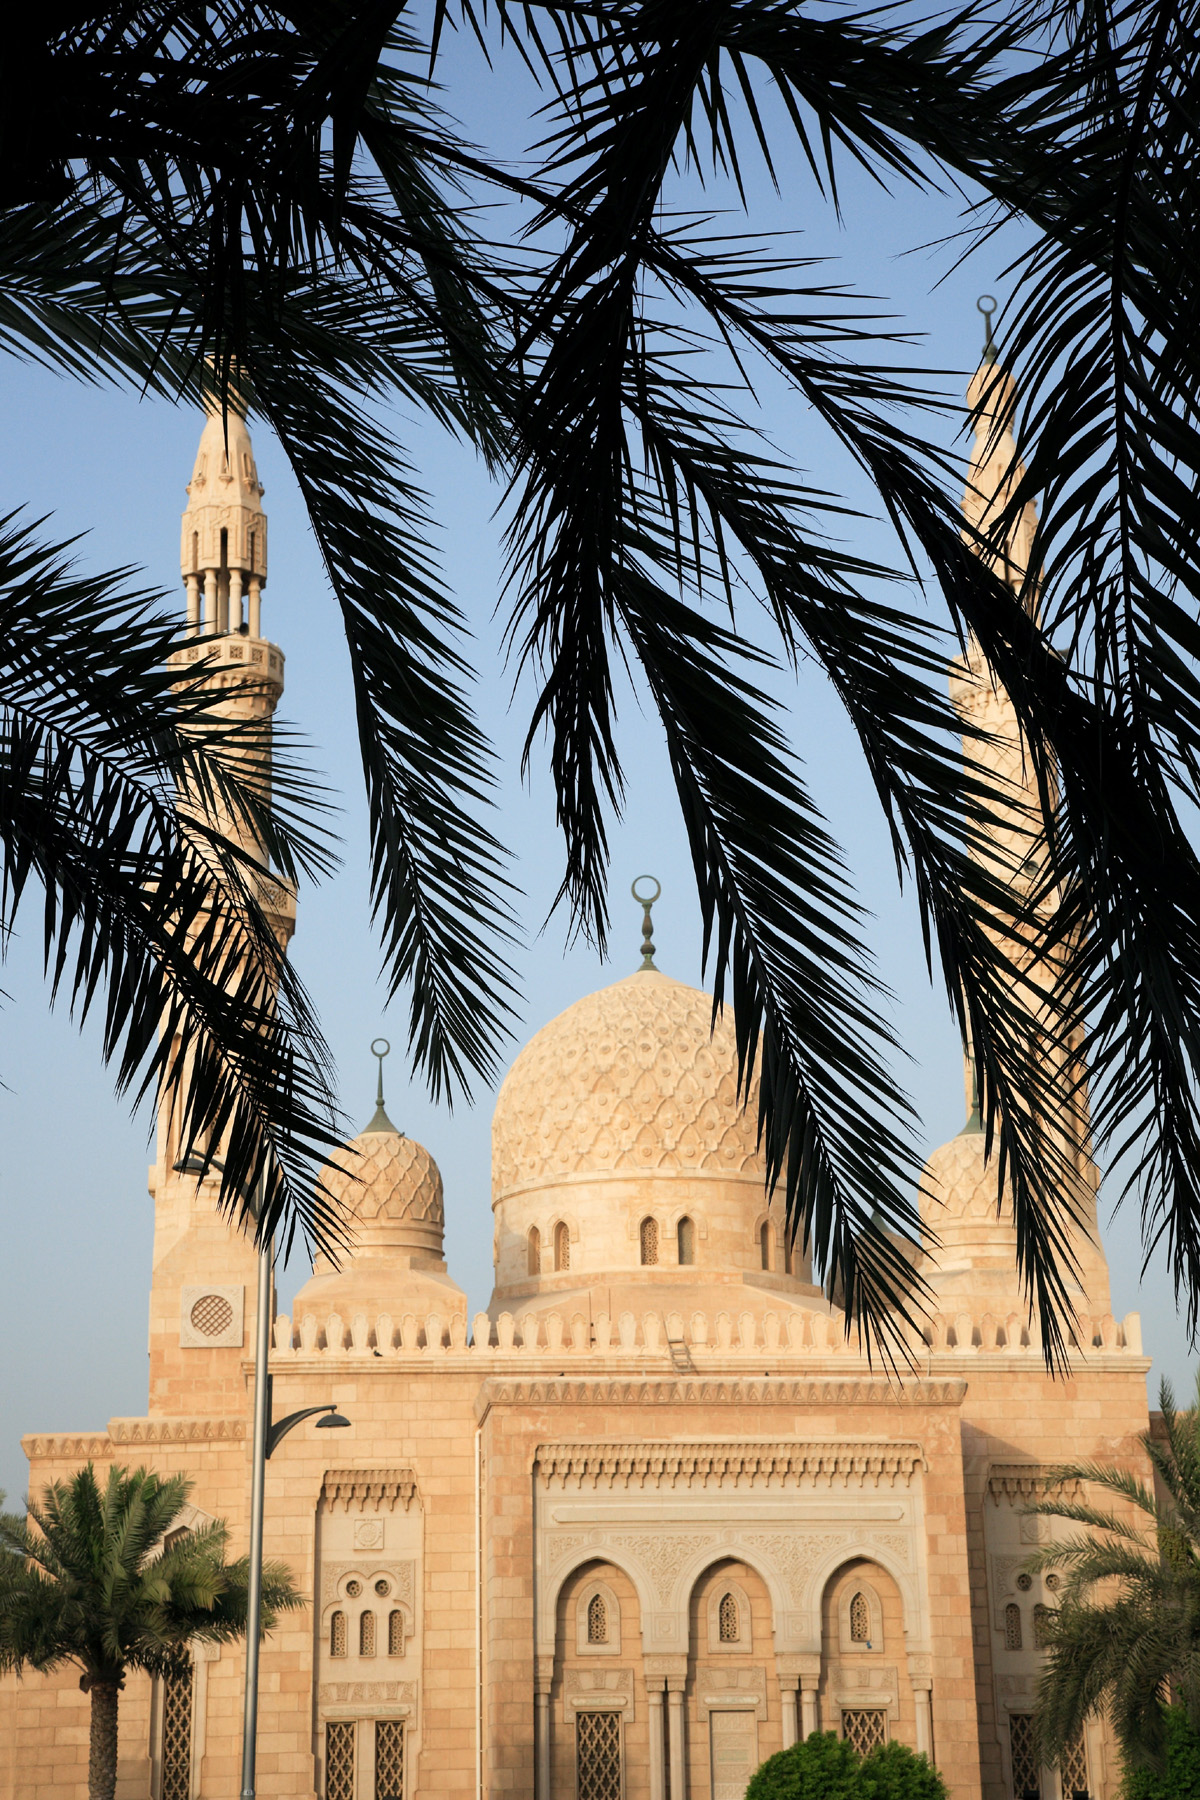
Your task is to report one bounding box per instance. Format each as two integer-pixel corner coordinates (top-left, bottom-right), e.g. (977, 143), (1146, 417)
(977, 294), (998, 365)
(631, 875), (661, 971)
(365, 1037), (400, 1133)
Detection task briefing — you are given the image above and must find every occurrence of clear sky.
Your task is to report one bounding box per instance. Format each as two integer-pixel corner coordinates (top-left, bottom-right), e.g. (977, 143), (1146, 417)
(1, 22), (1194, 1507)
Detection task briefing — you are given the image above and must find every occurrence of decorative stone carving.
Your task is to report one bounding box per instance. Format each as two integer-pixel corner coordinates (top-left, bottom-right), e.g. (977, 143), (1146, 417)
(353, 1519), (386, 1550)
(321, 1469), (418, 1511)
(534, 1441), (925, 1491)
(606, 1534), (718, 1604)
(737, 1534), (850, 1605)
(988, 1464), (1081, 1506)
(319, 1681), (416, 1705)
(563, 1668), (635, 1722)
(321, 1561), (415, 1608)
(694, 1666), (768, 1722)
(485, 1376), (966, 1409)
(180, 1284), (244, 1349)
(492, 971), (763, 1191)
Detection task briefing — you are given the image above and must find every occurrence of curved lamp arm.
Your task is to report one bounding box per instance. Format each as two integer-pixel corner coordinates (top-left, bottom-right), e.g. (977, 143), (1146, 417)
(266, 1402), (349, 1459)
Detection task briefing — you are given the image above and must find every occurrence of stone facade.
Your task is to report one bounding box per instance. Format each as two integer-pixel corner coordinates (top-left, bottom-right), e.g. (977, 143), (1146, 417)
(0, 365), (1154, 1800)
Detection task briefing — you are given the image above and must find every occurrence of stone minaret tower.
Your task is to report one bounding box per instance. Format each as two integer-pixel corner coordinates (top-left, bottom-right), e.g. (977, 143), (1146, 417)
(919, 327), (1111, 1327)
(145, 397), (296, 1417)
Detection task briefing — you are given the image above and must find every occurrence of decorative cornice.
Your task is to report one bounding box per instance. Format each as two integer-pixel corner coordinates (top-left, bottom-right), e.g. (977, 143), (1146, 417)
(478, 1375), (966, 1417)
(110, 1416), (247, 1444)
(320, 1468), (418, 1512)
(535, 1439), (925, 1490)
(22, 1433), (112, 1461)
(319, 1681), (416, 1706)
(987, 1463), (1082, 1505)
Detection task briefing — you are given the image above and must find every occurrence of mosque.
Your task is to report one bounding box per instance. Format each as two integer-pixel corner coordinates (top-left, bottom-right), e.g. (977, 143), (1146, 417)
(0, 342), (1153, 1800)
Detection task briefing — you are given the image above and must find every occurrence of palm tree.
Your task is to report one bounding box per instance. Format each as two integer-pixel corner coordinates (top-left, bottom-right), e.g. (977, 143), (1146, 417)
(5, 1), (1200, 1352)
(1025, 1375), (1200, 1771)
(0, 1463), (302, 1800)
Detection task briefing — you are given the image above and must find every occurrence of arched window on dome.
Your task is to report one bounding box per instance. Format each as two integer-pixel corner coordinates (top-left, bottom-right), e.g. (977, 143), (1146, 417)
(640, 1217), (659, 1265)
(527, 1226), (541, 1276)
(554, 1222), (571, 1271)
(760, 1221), (772, 1271)
(677, 1216), (695, 1265)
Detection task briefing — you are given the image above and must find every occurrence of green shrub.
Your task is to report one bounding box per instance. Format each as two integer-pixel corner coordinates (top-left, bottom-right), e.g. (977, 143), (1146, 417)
(1123, 1707), (1200, 1800)
(746, 1732), (948, 1800)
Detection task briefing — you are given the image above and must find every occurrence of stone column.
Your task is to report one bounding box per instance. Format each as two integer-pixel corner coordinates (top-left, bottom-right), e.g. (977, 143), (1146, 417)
(914, 1684), (933, 1760)
(248, 576), (262, 638)
(535, 1690), (551, 1799)
(648, 1685), (666, 1800)
(801, 1681), (820, 1739)
(203, 568), (218, 634)
(229, 568), (244, 633)
(185, 574), (200, 632)
(668, 1682), (687, 1800)
(780, 1680), (800, 1749)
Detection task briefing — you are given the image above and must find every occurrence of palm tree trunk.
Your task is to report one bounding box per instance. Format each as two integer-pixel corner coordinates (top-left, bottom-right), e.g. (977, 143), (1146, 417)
(88, 1681), (120, 1800)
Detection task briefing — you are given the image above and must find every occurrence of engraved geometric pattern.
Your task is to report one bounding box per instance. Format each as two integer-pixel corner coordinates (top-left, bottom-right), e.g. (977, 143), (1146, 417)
(1060, 1730), (1088, 1797)
(360, 1610), (376, 1657)
(843, 1710), (887, 1755)
(1005, 1604), (1023, 1650)
(640, 1217), (659, 1265)
(375, 1719), (404, 1800)
(389, 1610), (404, 1656)
(719, 1593), (739, 1642)
(850, 1593), (870, 1642)
(189, 1293), (233, 1337)
(577, 1711), (622, 1800)
(330, 1611), (347, 1657)
(326, 1721), (355, 1800)
(319, 1129), (443, 1234)
(161, 1665), (192, 1800)
(711, 1710), (758, 1800)
(1010, 1713), (1040, 1798)
(588, 1594), (608, 1644)
(492, 971), (763, 1192)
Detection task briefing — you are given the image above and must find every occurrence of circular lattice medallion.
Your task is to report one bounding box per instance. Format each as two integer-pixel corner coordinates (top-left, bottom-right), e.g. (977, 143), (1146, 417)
(190, 1293), (234, 1337)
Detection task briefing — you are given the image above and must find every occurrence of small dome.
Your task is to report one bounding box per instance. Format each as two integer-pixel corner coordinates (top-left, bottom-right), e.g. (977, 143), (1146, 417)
(492, 968), (763, 1197)
(318, 1126), (444, 1262)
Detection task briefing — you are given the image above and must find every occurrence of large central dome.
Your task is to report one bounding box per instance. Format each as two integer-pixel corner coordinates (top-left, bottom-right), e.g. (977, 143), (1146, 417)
(492, 968), (763, 1193)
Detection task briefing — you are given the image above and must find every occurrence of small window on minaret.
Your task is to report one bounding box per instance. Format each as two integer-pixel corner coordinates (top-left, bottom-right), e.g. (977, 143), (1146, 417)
(760, 1221), (772, 1271)
(640, 1217), (659, 1265)
(677, 1217), (695, 1264)
(555, 1222), (570, 1271)
(528, 1226), (541, 1276)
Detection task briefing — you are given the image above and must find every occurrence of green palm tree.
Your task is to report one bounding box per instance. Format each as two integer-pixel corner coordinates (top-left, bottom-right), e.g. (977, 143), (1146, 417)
(6, 2), (1200, 1353)
(0, 1463), (302, 1800)
(1025, 1375), (1200, 1771)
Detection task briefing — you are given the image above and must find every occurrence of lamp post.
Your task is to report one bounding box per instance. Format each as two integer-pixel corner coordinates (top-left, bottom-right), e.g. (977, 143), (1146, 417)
(174, 1155), (349, 1800)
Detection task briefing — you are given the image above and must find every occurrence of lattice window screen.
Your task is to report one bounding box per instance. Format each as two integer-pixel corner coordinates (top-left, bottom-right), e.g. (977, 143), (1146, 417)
(588, 1594), (608, 1644)
(388, 1611), (404, 1656)
(1005, 1604), (1023, 1650)
(577, 1711), (622, 1800)
(1009, 1713), (1040, 1798)
(161, 1666), (193, 1800)
(1060, 1730), (1088, 1798)
(330, 1611), (347, 1657)
(360, 1611), (376, 1657)
(640, 1217), (659, 1265)
(842, 1710), (887, 1755)
(718, 1593), (739, 1642)
(849, 1592), (870, 1642)
(326, 1721), (356, 1800)
(375, 1720), (404, 1800)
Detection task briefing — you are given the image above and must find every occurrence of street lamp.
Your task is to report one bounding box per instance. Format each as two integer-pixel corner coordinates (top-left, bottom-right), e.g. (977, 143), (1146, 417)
(174, 1154), (349, 1800)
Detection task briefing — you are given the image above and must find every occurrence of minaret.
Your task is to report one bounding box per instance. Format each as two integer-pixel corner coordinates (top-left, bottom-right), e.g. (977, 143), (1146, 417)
(918, 309), (1111, 1325)
(144, 396), (296, 1416)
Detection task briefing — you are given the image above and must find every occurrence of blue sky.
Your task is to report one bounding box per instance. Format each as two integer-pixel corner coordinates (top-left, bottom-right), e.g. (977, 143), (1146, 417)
(1, 23), (1193, 1504)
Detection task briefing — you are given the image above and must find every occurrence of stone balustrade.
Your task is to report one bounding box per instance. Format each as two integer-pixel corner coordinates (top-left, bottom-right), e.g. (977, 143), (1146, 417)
(270, 1304), (1142, 1359)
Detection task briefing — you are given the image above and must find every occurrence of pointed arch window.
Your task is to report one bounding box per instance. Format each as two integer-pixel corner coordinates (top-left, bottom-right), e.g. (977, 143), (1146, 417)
(360, 1610), (376, 1657)
(760, 1221), (772, 1270)
(677, 1216), (695, 1265)
(388, 1609), (404, 1656)
(849, 1592), (870, 1642)
(330, 1610), (347, 1657)
(1005, 1603), (1023, 1650)
(528, 1226), (541, 1276)
(640, 1217), (659, 1265)
(555, 1222), (571, 1271)
(718, 1592), (739, 1642)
